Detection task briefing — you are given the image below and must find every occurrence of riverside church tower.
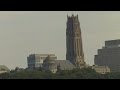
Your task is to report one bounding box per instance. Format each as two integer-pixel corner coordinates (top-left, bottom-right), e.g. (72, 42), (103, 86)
(66, 14), (86, 68)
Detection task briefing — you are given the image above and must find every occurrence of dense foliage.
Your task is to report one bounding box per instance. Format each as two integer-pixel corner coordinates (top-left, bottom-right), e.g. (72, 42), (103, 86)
(0, 68), (120, 79)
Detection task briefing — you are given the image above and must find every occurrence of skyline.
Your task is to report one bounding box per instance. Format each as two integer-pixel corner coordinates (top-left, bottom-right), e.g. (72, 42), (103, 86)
(0, 11), (120, 69)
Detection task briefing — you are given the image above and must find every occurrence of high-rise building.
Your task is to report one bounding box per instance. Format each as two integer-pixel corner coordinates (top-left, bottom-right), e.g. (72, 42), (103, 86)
(95, 39), (120, 72)
(66, 14), (86, 67)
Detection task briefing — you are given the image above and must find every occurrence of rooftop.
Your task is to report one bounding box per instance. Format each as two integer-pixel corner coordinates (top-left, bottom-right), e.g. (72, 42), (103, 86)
(105, 39), (120, 46)
(54, 60), (75, 70)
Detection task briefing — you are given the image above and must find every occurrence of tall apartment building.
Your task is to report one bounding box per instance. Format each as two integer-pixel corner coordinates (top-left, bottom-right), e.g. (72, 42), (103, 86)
(95, 39), (120, 72)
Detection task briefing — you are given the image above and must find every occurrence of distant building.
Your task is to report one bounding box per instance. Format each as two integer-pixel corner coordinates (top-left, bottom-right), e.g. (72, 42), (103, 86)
(42, 55), (57, 73)
(95, 39), (120, 72)
(27, 54), (57, 69)
(66, 14), (86, 68)
(54, 60), (75, 70)
(92, 65), (110, 74)
(0, 65), (10, 74)
(27, 54), (75, 73)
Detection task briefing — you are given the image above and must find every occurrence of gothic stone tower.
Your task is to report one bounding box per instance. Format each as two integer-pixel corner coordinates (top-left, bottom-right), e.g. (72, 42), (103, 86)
(66, 14), (86, 68)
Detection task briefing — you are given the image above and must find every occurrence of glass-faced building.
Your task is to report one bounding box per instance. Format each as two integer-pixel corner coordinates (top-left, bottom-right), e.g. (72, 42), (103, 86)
(95, 39), (120, 72)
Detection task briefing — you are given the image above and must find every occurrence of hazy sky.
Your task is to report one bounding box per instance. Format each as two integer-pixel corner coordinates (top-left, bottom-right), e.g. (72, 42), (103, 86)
(0, 11), (120, 69)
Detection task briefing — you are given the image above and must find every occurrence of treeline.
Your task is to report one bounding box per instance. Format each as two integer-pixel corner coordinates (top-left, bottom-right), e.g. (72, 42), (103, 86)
(0, 68), (120, 79)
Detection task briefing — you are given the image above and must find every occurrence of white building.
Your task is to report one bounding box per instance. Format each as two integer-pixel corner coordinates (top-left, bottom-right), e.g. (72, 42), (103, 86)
(27, 54), (76, 73)
(27, 54), (57, 69)
(0, 65), (10, 74)
(92, 65), (110, 74)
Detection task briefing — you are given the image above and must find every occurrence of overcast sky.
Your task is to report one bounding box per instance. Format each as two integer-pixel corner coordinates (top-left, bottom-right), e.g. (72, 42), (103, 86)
(0, 11), (120, 69)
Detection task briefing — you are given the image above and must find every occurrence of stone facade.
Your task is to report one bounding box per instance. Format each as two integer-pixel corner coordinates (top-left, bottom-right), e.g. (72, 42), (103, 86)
(66, 14), (86, 67)
(92, 65), (110, 74)
(95, 39), (120, 72)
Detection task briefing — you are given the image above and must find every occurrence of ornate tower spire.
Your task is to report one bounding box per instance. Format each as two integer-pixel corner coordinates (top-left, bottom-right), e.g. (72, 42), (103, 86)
(66, 14), (86, 68)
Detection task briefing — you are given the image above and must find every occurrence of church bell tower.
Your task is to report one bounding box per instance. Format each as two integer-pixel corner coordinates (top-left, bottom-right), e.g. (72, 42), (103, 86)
(66, 14), (86, 68)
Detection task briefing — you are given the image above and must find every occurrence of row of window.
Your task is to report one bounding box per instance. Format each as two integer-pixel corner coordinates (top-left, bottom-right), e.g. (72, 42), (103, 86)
(36, 57), (57, 60)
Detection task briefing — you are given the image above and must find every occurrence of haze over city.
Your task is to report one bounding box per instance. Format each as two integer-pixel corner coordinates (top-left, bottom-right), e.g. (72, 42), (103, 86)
(0, 11), (120, 69)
